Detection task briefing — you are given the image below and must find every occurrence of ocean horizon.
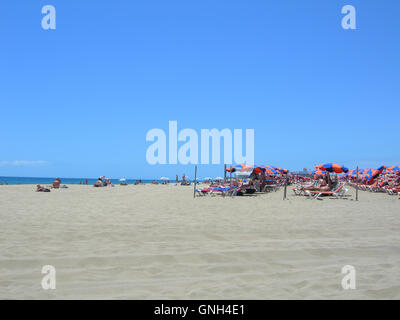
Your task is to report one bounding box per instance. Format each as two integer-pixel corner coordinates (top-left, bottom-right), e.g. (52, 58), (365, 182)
(0, 176), (179, 185)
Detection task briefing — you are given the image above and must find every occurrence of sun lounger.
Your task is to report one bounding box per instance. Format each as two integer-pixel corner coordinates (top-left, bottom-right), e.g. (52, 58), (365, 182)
(195, 185), (240, 197)
(262, 184), (280, 193)
(293, 181), (319, 196)
(292, 186), (305, 196)
(305, 183), (348, 200)
(195, 186), (231, 197)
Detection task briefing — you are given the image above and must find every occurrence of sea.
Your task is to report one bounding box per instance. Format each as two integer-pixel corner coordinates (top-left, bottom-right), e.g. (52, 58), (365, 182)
(0, 177), (171, 185)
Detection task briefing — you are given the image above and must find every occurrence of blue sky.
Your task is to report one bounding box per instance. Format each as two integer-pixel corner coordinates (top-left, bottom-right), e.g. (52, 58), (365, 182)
(1, 0), (399, 179)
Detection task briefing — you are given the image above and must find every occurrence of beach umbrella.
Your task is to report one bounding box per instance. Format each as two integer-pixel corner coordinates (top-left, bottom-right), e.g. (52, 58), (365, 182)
(262, 167), (277, 175)
(119, 178), (126, 182)
(312, 169), (325, 178)
(272, 167), (289, 174)
(215, 176), (224, 180)
(226, 163), (253, 173)
(160, 177), (170, 181)
(252, 167), (266, 174)
(363, 168), (373, 176)
(367, 165), (385, 182)
(386, 165), (400, 174)
(348, 168), (365, 177)
(257, 166), (277, 175)
(203, 177), (212, 181)
(226, 164), (240, 172)
(357, 168), (368, 176)
(260, 165), (279, 175)
(277, 168), (289, 174)
(312, 170), (324, 175)
(316, 163), (349, 174)
(347, 169), (357, 176)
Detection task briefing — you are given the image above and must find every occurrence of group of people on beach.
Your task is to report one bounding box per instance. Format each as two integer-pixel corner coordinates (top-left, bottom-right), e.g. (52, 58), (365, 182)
(293, 165), (400, 198)
(150, 174), (190, 185)
(299, 175), (338, 193)
(31, 164), (400, 199)
(196, 168), (293, 197)
(94, 176), (113, 187)
(346, 172), (400, 196)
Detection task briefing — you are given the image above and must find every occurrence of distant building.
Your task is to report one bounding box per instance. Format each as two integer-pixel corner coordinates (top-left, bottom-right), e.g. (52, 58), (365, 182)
(234, 171), (252, 179)
(292, 168), (311, 177)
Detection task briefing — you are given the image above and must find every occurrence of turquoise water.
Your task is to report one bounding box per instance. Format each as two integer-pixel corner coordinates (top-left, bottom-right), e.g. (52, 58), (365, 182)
(0, 177), (175, 185)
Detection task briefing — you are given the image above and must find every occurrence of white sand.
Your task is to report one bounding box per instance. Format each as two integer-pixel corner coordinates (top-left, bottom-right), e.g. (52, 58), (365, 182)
(0, 184), (399, 299)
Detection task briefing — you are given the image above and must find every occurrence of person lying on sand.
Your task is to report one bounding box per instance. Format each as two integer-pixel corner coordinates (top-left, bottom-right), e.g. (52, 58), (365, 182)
(94, 179), (103, 187)
(36, 185), (50, 192)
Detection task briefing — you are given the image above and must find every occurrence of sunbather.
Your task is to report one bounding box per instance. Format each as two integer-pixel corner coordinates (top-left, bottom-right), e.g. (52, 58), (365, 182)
(36, 185), (50, 192)
(52, 178), (61, 189)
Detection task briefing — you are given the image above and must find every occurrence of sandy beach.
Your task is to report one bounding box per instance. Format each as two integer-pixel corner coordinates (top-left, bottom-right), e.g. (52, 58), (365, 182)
(0, 184), (399, 299)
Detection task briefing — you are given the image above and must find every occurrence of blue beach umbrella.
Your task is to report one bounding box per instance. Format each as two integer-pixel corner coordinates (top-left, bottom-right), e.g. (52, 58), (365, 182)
(317, 163), (349, 173)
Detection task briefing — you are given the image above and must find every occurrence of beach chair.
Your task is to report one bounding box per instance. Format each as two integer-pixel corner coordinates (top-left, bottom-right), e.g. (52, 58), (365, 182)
(195, 186), (230, 197)
(195, 185), (240, 197)
(305, 183), (348, 200)
(195, 187), (213, 196)
(262, 184), (280, 193)
(209, 186), (238, 197)
(385, 187), (399, 195)
(293, 181), (319, 196)
(220, 186), (240, 197)
(292, 185), (305, 196)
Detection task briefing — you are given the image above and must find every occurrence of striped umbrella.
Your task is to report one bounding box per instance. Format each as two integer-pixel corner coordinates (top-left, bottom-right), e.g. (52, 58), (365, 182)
(316, 163), (349, 174)
(279, 168), (289, 174)
(226, 163), (253, 173)
(272, 167), (289, 174)
(357, 168), (368, 176)
(312, 169), (325, 178)
(260, 165), (278, 175)
(386, 165), (400, 175)
(347, 169), (359, 177)
(367, 165), (386, 183)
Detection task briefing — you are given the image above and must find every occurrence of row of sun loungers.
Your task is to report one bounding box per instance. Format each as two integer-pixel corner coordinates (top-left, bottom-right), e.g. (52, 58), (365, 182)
(292, 183), (349, 200)
(195, 185), (237, 197)
(195, 183), (282, 197)
(348, 182), (400, 198)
